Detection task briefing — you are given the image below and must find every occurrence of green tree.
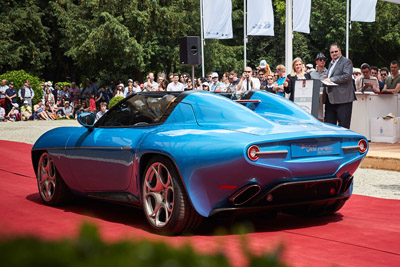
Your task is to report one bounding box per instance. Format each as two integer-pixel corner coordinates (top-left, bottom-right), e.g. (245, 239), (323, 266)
(0, 0), (51, 75)
(48, 0), (203, 82)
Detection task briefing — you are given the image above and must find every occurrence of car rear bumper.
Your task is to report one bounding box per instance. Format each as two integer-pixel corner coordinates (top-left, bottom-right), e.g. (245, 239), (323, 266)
(209, 174), (353, 216)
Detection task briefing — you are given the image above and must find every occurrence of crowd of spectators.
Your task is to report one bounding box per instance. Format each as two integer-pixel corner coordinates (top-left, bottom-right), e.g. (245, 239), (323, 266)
(1, 55), (399, 123)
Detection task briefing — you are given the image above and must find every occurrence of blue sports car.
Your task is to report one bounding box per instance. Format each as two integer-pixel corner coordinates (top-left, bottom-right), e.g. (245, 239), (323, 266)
(32, 90), (368, 234)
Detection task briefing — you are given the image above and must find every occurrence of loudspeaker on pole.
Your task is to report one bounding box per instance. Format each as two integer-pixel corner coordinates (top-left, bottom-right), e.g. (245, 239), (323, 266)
(179, 36), (201, 65)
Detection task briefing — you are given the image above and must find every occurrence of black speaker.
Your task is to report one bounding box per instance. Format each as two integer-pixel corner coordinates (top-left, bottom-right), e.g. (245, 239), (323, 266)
(179, 36), (201, 65)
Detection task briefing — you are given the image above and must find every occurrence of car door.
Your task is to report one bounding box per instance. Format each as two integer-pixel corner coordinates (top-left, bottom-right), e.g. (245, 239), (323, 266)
(65, 127), (144, 192)
(65, 95), (162, 192)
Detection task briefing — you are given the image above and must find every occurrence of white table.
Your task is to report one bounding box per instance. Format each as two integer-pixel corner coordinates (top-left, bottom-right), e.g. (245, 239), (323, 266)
(350, 93), (399, 140)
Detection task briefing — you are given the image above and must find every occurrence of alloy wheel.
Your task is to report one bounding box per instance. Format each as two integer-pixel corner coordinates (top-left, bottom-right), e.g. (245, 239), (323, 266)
(142, 162), (175, 228)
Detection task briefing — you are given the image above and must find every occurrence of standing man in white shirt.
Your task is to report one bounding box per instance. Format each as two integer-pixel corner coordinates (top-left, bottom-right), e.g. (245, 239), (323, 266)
(210, 72), (221, 92)
(143, 73), (159, 91)
(167, 73), (184, 92)
(355, 63), (379, 93)
(236, 66), (260, 94)
(0, 79), (9, 110)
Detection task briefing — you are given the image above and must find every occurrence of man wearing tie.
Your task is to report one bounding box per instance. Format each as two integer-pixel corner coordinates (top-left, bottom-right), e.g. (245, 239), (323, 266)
(323, 44), (356, 129)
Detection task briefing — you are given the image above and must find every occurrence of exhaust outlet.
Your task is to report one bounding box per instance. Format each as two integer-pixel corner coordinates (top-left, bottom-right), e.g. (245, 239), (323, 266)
(230, 184), (261, 206)
(343, 176), (353, 193)
(340, 173), (353, 193)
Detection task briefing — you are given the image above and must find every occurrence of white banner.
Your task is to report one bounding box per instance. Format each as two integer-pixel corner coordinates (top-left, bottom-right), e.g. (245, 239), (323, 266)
(247, 0), (274, 36)
(203, 0), (233, 39)
(381, 0), (400, 5)
(351, 0), (378, 22)
(293, 0), (311, 34)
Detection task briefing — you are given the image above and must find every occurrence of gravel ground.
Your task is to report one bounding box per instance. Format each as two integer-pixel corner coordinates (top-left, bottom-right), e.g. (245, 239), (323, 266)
(353, 168), (400, 199)
(1, 120), (399, 200)
(0, 120), (79, 144)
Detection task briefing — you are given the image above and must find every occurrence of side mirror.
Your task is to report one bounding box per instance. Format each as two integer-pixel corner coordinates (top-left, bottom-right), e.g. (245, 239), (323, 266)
(77, 112), (96, 128)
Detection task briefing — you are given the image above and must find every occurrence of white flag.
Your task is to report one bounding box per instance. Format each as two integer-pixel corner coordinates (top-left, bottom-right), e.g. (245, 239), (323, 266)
(293, 0), (311, 34)
(381, 0), (400, 4)
(351, 0), (378, 22)
(247, 0), (274, 36)
(203, 0), (233, 39)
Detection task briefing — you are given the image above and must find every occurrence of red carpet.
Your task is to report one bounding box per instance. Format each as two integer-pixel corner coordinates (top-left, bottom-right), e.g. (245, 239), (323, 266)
(1, 140), (400, 266)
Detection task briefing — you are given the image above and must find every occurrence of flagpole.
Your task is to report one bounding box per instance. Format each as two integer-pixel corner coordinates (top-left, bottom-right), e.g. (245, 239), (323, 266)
(285, 0), (293, 74)
(346, 0), (349, 58)
(244, 0), (247, 68)
(200, 0), (205, 77)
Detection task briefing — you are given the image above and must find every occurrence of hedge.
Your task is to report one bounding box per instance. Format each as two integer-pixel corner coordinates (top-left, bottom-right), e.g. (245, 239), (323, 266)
(0, 223), (287, 267)
(109, 96), (125, 109)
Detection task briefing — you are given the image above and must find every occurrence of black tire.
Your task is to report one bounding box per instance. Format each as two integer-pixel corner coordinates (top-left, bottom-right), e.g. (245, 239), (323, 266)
(141, 156), (202, 235)
(36, 152), (73, 206)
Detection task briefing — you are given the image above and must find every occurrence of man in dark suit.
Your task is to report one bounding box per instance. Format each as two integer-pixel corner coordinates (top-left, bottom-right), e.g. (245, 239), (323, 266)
(323, 44), (356, 129)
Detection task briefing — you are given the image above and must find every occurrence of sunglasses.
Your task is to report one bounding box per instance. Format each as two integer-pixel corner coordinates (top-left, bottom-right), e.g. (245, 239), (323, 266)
(381, 73), (387, 76)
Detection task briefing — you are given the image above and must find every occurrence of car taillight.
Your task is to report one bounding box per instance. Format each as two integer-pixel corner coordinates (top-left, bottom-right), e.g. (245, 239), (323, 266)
(358, 139), (368, 154)
(247, 145), (260, 161)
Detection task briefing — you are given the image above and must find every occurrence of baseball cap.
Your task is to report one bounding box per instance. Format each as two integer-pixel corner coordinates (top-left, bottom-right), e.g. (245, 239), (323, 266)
(203, 82), (210, 87)
(9, 82), (14, 85)
(306, 64), (313, 69)
(23, 100), (28, 104)
(259, 60), (267, 68)
(12, 103), (19, 108)
(211, 72), (218, 78)
(128, 79), (133, 83)
(315, 52), (327, 61)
